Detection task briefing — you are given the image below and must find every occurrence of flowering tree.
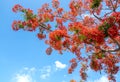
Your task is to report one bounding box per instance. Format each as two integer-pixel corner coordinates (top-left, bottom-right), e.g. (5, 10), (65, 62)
(12, 0), (120, 82)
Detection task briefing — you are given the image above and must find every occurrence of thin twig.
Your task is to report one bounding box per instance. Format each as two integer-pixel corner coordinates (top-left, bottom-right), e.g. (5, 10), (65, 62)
(109, 0), (116, 12)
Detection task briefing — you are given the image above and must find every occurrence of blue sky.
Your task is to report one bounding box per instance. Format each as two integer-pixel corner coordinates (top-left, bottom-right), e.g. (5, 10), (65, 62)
(0, 0), (120, 82)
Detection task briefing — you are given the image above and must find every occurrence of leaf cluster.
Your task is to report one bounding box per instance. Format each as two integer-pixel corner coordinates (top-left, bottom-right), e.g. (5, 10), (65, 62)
(91, 0), (101, 9)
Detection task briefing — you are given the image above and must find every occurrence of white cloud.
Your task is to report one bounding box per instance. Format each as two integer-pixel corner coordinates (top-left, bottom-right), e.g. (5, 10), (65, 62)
(39, 61), (67, 80)
(14, 74), (33, 82)
(12, 61), (67, 81)
(39, 66), (51, 79)
(23, 67), (36, 74)
(55, 61), (67, 70)
(23, 67), (29, 70)
(40, 73), (50, 79)
(30, 67), (36, 72)
(12, 67), (36, 82)
(89, 76), (109, 82)
(94, 76), (109, 82)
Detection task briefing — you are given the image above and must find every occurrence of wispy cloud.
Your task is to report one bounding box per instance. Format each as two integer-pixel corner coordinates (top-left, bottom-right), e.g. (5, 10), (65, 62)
(39, 61), (67, 79)
(89, 75), (109, 82)
(13, 74), (33, 82)
(23, 67), (36, 74)
(94, 76), (109, 82)
(40, 73), (50, 79)
(39, 66), (51, 79)
(55, 61), (67, 70)
(12, 67), (36, 82)
(12, 61), (67, 81)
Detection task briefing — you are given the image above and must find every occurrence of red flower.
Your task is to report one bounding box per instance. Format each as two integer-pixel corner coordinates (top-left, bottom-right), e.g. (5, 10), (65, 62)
(26, 18), (39, 31)
(108, 26), (118, 38)
(90, 59), (102, 71)
(12, 21), (19, 31)
(49, 29), (67, 41)
(52, 0), (60, 8)
(37, 33), (46, 40)
(12, 4), (24, 13)
(46, 47), (52, 55)
(12, 20), (23, 31)
(68, 67), (73, 74)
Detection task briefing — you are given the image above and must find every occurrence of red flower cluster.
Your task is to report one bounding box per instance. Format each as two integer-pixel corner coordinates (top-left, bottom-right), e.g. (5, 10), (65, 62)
(49, 29), (68, 50)
(26, 17), (39, 31)
(12, 2), (120, 82)
(37, 33), (46, 40)
(42, 13), (54, 22)
(101, 12), (120, 38)
(79, 65), (88, 80)
(69, 22), (83, 32)
(69, 22), (105, 44)
(111, 12), (120, 23)
(108, 26), (118, 38)
(12, 6), (39, 31)
(46, 47), (52, 55)
(52, 0), (60, 9)
(12, 20), (24, 31)
(80, 71), (87, 80)
(49, 29), (67, 41)
(12, 4), (24, 12)
(90, 59), (102, 71)
(69, 0), (82, 16)
(12, 18), (39, 31)
(57, 8), (63, 14)
(83, 27), (105, 44)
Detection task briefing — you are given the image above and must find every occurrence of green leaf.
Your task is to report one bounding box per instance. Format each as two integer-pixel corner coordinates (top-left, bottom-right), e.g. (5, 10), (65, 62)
(89, 39), (93, 42)
(21, 9), (26, 13)
(78, 34), (86, 41)
(45, 17), (50, 22)
(91, 0), (101, 9)
(32, 15), (37, 18)
(101, 53), (105, 57)
(75, 29), (79, 34)
(19, 24), (24, 28)
(55, 35), (61, 40)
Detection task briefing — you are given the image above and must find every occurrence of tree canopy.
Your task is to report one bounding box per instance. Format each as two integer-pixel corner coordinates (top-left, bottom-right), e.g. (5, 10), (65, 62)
(12, 0), (120, 82)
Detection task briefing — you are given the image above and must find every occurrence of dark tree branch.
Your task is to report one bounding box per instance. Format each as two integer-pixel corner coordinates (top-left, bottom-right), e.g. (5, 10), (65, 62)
(39, 23), (52, 32)
(109, 0), (116, 12)
(100, 36), (120, 53)
(92, 10), (102, 21)
(101, 47), (120, 52)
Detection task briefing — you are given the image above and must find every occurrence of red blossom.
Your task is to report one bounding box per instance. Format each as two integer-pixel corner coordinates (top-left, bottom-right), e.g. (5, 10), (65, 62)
(49, 29), (67, 41)
(12, 4), (24, 12)
(108, 26), (118, 38)
(68, 67), (73, 74)
(12, 20), (24, 31)
(57, 8), (63, 14)
(90, 59), (102, 71)
(37, 33), (46, 40)
(12, 2), (120, 82)
(52, 0), (60, 8)
(46, 47), (52, 55)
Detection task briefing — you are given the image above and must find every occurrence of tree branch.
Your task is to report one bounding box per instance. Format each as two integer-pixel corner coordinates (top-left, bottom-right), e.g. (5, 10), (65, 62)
(101, 47), (120, 52)
(109, 0), (116, 12)
(92, 10), (102, 21)
(100, 36), (120, 53)
(39, 23), (52, 32)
